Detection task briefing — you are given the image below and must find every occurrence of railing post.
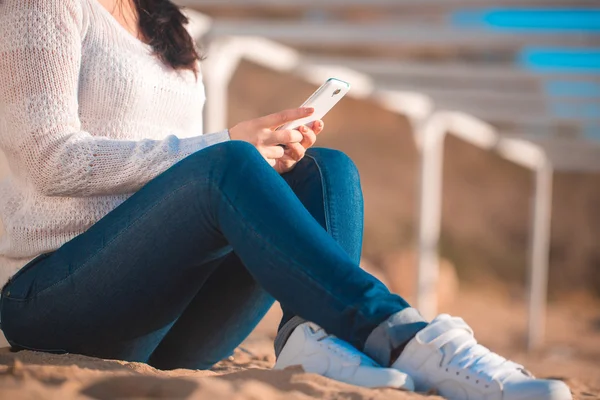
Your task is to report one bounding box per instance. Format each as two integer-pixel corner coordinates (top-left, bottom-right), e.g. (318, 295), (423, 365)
(416, 115), (446, 319)
(202, 39), (242, 133)
(527, 159), (554, 351)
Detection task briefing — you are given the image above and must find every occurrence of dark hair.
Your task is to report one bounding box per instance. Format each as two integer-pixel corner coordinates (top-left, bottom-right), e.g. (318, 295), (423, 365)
(132, 0), (201, 74)
(0, 0), (200, 73)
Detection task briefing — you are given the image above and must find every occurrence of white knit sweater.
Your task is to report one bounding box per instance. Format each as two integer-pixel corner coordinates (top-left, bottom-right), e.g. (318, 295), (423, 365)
(0, 0), (231, 285)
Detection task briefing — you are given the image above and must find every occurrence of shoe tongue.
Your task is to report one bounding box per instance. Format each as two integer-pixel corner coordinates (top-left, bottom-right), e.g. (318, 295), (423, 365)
(403, 315), (479, 367)
(418, 315), (473, 344)
(436, 330), (476, 366)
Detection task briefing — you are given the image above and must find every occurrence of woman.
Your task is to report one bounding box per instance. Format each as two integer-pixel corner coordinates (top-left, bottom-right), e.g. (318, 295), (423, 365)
(0, 1), (571, 398)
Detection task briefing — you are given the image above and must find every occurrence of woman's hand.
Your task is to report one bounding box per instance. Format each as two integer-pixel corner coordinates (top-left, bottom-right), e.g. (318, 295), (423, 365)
(228, 108), (324, 173)
(273, 120), (324, 174)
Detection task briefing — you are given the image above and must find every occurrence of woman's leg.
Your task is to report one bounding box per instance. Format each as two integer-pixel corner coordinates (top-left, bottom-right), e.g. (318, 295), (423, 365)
(0, 141), (420, 364)
(147, 147), (366, 369)
(147, 251), (274, 370)
(275, 148), (366, 352)
(283, 148), (364, 264)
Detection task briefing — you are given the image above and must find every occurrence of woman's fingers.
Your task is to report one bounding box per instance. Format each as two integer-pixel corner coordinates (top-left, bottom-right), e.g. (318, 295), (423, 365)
(285, 142), (306, 162)
(299, 125), (317, 149)
(239, 112), (323, 172)
(312, 120), (324, 135)
(261, 145), (285, 160)
(255, 107), (314, 130)
(266, 129), (303, 146)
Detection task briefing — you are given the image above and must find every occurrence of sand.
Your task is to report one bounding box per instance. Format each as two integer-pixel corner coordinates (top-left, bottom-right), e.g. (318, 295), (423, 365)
(0, 346), (438, 400)
(0, 286), (598, 400)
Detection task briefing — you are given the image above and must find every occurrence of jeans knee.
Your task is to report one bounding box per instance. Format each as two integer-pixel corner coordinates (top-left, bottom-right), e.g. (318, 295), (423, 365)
(183, 140), (265, 177)
(210, 140), (262, 161)
(306, 148), (360, 182)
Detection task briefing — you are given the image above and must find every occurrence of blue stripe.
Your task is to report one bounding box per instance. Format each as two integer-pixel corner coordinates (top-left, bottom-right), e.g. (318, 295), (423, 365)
(520, 48), (600, 73)
(452, 9), (600, 32)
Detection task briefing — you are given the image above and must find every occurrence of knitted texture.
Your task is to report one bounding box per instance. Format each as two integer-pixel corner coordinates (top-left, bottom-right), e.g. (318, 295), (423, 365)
(0, 0), (230, 284)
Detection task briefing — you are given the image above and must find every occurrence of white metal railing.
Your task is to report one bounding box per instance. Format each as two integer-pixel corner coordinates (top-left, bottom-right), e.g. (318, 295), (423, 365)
(415, 112), (555, 348)
(201, 35), (432, 134)
(205, 20), (597, 49)
(304, 58), (599, 85)
(184, 9), (600, 350)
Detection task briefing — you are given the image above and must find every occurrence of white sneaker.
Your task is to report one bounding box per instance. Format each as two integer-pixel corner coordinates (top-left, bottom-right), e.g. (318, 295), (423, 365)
(274, 321), (414, 390)
(391, 314), (572, 400)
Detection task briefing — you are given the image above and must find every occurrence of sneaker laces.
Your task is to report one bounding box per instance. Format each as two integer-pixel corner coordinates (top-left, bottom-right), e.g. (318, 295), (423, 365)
(431, 316), (531, 384)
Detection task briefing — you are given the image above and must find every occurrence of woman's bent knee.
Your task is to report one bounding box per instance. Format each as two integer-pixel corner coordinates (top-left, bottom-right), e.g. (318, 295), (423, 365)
(198, 140), (261, 162)
(305, 148), (360, 181)
(181, 140), (264, 174)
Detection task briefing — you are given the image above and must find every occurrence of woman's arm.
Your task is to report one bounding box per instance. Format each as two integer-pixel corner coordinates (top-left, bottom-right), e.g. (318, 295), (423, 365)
(0, 0), (229, 197)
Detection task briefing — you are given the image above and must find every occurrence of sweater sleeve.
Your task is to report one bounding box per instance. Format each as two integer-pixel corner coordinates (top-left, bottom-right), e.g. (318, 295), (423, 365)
(0, 0), (230, 197)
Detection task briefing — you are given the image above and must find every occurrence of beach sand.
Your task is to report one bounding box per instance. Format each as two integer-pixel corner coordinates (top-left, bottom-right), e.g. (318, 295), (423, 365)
(0, 286), (598, 399)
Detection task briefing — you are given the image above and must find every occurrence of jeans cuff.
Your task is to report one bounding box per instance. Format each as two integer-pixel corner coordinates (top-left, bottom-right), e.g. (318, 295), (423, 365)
(363, 307), (429, 366)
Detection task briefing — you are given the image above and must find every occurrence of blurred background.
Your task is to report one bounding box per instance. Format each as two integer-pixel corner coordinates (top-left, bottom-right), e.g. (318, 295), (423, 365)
(177, 1), (600, 300)
(178, 0), (600, 380)
(0, 0), (598, 384)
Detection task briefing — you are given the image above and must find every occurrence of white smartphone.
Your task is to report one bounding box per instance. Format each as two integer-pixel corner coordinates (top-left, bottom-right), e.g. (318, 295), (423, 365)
(277, 78), (351, 131)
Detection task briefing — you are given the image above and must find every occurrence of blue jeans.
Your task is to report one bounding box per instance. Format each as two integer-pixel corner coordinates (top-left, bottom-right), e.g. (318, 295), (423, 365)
(0, 141), (423, 369)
